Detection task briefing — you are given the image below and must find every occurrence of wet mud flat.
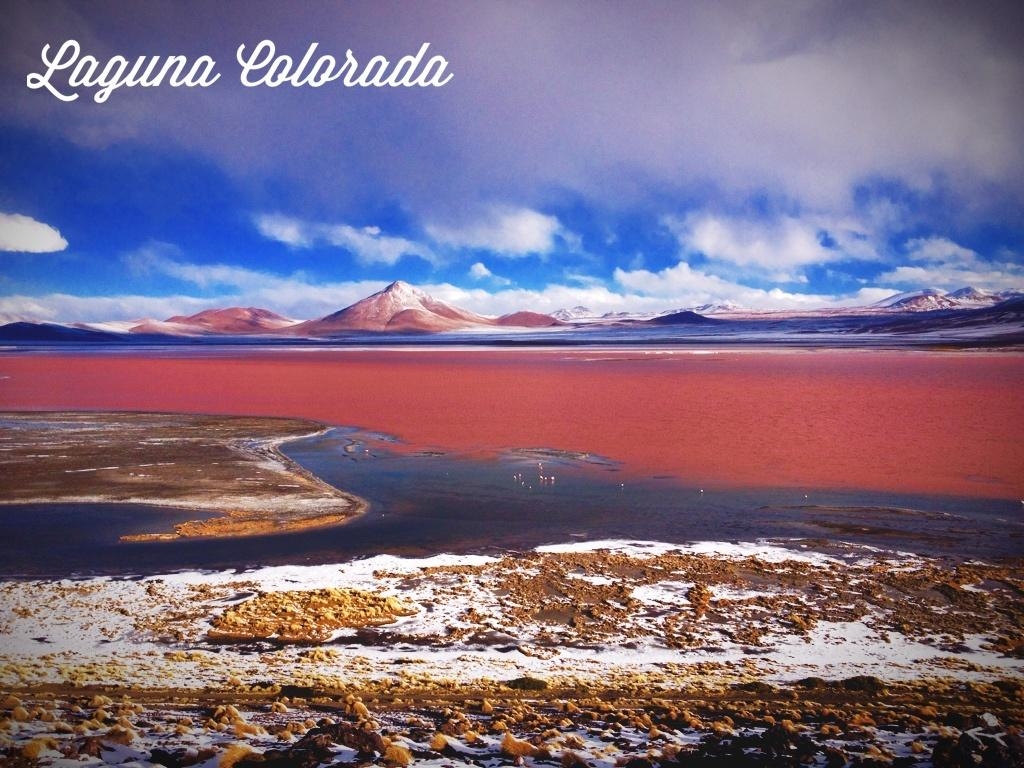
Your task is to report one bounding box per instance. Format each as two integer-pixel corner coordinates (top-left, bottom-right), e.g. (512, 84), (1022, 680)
(0, 412), (366, 540)
(1, 542), (1021, 766)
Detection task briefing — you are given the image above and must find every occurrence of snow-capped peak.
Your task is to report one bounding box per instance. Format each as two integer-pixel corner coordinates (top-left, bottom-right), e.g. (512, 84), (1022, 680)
(945, 286), (995, 304)
(551, 305), (593, 321)
(871, 286), (1016, 312)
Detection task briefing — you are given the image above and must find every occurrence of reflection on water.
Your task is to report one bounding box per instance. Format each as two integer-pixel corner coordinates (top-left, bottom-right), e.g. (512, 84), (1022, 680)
(0, 426), (1020, 577)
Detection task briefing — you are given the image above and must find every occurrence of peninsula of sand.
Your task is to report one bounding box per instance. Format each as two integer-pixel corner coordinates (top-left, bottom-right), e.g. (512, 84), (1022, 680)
(0, 412), (367, 540)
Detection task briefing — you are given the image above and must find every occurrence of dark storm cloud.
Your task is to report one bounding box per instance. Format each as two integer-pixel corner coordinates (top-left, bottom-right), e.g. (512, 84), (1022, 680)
(2, 0), (1022, 222)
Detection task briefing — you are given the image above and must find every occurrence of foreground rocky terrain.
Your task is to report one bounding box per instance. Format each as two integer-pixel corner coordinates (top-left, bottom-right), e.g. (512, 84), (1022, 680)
(1, 541), (1021, 766)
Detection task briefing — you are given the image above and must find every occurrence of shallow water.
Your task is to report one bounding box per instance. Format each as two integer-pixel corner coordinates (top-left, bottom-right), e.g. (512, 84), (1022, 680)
(0, 427), (1019, 578)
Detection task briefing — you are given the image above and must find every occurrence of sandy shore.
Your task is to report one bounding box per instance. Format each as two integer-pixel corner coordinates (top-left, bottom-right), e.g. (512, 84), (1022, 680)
(0, 541), (1021, 765)
(1, 349), (1021, 499)
(0, 412), (367, 540)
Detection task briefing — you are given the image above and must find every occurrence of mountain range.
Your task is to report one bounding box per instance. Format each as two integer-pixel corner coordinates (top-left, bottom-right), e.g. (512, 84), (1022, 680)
(1, 281), (1022, 342)
(556, 286), (1020, 322)
(289, 281), (561, 334)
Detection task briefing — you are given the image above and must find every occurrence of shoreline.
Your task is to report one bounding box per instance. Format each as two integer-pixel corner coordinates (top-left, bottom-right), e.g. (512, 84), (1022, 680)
(0, 412), (369, 541)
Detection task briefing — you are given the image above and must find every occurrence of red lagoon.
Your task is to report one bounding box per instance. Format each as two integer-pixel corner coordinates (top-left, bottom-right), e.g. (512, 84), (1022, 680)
(1, 349), (1021, 500)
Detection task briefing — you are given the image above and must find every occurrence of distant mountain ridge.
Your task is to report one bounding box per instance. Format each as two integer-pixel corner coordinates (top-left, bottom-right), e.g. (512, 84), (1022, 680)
(646, 310), (720, 326)
(2, 282), (1022, 341)
(870, 287), (1019, 312)
(551, 306), (593, 321)
(165, 307), (295, 333)
(0, 321), (119, 342)
(551, 286), (1020, 321)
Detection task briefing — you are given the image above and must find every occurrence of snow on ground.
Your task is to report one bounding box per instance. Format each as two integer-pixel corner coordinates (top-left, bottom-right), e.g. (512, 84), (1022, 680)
(0, 539), (1019, 694)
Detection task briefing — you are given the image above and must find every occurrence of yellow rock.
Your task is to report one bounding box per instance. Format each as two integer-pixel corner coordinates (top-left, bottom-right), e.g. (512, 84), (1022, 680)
(429, 733), (449, 751)
(105, 725), (135, 745)
(501, 732), (539, 758)
(21, 737), (58, 759)
(383, 743), (413, 767)
(218, 743), (254, 768)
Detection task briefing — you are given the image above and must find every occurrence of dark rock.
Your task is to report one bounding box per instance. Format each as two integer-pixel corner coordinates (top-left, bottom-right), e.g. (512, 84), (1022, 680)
(761, 723), (795, 757)
(795, 676), (828, 689)
(72, 737), (106, 759)
(735, 681), (776, 695)
(932, 733), (987, 768)
(841, 675), (884, 693)
(506, 676), (549, 691)
(275, 685), (318, 699)
(150, 747), (204, 768)
(312, 722), (388, 756)
(235, 732), (336, 768)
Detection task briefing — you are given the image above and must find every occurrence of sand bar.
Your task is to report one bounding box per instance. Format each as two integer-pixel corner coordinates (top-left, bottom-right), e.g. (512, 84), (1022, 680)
(0, 412), (367, 540)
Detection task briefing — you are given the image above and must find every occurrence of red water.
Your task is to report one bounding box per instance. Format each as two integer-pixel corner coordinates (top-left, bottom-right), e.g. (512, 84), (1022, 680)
(1, 349), (1021, 499)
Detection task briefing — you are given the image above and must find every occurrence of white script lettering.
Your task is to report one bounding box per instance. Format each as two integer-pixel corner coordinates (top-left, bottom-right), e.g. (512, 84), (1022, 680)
(26, 39), (453, 102)
(236, 40), (453, 89)
(26, 40), (220, 103)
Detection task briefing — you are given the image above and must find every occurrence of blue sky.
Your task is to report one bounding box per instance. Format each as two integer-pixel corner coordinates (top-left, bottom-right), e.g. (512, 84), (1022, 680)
(1, 0), (1022, 322)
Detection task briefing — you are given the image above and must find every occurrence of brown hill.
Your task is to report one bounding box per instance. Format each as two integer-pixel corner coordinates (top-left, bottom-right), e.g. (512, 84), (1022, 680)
(129, 307), (294, 335)
(292, 281), (494, 334)
(162, 307), (296, 334)
(495, 311), (565, 328)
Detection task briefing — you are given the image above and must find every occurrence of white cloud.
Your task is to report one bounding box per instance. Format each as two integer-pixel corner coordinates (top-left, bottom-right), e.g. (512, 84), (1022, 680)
(122, 246), (390, 320)
(254, 213), (312, 248)
(0, 292), (216, 324)
(420, 281), (663, 317)
(562, 271), (606, 288)
(125, 242), (279, 291)
(254, 213), (434, 265)
(426, 207), (563, 256)
(665, 212), (839, 282)
(613, 259), (883, 311)
(423, 278), (897, 317)
(876, 236), (1024, 292)
(257, 208), (568, 264)
(321, 224), (430, 266)
(0, 212), (68, 253)
(468, 261), (511, 286)
(904, 236), (979, 267)
(879, 264), (1023, 293)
